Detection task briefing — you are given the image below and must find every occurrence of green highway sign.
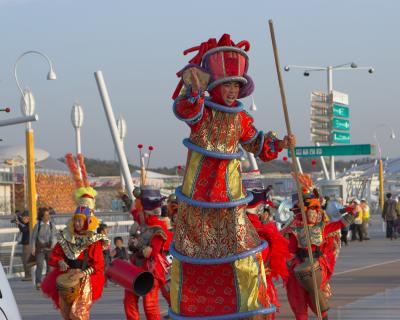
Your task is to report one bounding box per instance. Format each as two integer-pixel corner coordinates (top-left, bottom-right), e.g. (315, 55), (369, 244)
(332, 131), (350, 144)
(332, 103), (349, 118)
(332, 118), (350, 131)
(288, 144), (373, 158)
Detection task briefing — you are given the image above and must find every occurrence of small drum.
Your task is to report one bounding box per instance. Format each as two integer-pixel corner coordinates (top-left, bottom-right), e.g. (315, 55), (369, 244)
(294, 260), (330, 312)
(56, 272), (80, 304)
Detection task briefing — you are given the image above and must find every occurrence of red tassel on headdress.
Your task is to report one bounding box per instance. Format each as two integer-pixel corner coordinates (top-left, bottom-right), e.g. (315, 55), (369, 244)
(77, 154), (90, 187)
(65, 153), (83, 188)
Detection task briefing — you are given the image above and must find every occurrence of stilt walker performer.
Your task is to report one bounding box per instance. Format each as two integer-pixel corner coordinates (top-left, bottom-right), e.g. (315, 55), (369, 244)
(169, 33), (295, 319)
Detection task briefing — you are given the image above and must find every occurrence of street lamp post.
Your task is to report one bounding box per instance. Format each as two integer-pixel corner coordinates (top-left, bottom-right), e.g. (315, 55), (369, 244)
(15, 50), (57, 232)
(71, 102), (84, 155)
(373, 124), (396, 210)
(284, 62), (374, 180)
(116, 116), (127, 191)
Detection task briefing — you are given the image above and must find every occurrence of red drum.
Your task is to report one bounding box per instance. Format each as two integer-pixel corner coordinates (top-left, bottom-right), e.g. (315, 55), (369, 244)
(106, 259), (154, 296)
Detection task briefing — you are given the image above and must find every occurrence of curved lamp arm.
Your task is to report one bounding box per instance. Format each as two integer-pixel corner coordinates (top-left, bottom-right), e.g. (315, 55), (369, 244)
(14, 50), (57, 106)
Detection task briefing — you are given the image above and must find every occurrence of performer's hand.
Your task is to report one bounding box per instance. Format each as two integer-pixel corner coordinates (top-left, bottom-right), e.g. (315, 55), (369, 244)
(279, 134), (296, 149)
(143, 246), (152, 258)
(58, 260), (68, 272)
(69, 270), (85, 280)
(190, 68), (201, 93)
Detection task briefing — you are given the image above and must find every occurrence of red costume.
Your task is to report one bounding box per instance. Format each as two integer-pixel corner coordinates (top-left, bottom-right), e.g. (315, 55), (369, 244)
(281, 174), (355, 320)
(41, 154), (108, 320)
(246, 188), (291, 319)
(41, 231), (106, 319)
(124, 186), (173, 320)
(170, 34), (286, 319)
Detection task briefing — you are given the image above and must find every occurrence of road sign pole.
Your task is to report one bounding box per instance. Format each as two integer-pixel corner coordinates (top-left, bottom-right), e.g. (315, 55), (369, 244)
(316, 142), (330, 179)
(379, 159), (384, 210)
(327, 66), (336, 180)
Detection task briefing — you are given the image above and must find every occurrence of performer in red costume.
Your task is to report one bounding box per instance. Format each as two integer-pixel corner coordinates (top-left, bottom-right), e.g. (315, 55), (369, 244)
(245, 187), (291, 320)
(282, 174), (355, 320)
(41, 154), (108, 320)
(170, 34), (295, 319)
(124, 185), (173, 320)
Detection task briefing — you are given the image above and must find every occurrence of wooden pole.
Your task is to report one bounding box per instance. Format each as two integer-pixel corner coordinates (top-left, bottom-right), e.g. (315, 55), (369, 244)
(268, 19), (322, 319)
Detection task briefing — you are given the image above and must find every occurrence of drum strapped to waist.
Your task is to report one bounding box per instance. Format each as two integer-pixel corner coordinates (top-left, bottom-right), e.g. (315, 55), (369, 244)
(106, 259), (154, 296)
(294, 259), (330, 312)
(56, 249), (89, 304)
(56, 271), (81, 305)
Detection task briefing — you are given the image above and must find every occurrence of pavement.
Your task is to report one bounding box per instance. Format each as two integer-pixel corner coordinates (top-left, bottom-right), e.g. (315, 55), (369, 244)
(10, 215), (400, 319)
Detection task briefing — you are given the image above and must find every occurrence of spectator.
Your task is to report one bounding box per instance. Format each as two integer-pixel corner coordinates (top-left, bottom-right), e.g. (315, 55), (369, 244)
(13, 210), (31, 280)
(360, 199), (371, 240)
(48, 207), (56, 215)
(97, 223), (111, 270)
(31, 207), (57, 290)
(382, 193), (399, 240)
(120, 193), (133, 212)
(321, 196), (330, 211)
(351, 199), (363, 241)
(260, 206), (273, 224)
(111, 236), (128, 260)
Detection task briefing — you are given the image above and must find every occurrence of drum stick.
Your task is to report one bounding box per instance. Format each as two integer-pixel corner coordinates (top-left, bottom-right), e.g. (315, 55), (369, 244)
(268, 19), (322, 320)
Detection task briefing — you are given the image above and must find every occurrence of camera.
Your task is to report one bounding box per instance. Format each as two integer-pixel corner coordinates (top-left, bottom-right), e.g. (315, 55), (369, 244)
(368, 68), (374, 74)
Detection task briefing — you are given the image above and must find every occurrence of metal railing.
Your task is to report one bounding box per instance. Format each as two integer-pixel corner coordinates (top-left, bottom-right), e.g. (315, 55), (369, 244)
(0, 220), (134, 279)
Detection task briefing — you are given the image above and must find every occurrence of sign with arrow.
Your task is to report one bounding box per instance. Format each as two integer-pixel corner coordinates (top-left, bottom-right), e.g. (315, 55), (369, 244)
(332, 131), (350, 144)
(332, 104), (350, 118)
(332, 118), (350, 131)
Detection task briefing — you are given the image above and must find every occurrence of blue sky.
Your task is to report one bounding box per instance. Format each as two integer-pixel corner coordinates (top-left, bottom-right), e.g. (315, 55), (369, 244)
(0, 0), (399, 167)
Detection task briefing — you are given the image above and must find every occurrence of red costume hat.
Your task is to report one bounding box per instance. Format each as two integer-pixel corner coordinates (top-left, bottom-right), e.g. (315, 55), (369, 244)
(172, 34), (255, 100)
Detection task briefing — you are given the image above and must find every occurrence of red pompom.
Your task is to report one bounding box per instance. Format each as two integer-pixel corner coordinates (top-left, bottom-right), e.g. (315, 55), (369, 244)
(283, 156), (288, 161)
(5, 108), (10, 113)
(148, 146), (154, 151)
(137, 144), (143, 149)
(177, 165), (182, 170)
(311, 159), (317, 166)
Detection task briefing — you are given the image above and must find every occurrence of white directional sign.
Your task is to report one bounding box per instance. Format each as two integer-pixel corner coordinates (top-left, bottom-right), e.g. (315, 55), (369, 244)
(331, 90), (349, 105)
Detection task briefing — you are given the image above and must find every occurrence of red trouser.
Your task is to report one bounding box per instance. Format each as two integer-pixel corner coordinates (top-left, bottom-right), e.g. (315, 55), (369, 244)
(286, 272), (328, 320)
(124, 282), (161, 320)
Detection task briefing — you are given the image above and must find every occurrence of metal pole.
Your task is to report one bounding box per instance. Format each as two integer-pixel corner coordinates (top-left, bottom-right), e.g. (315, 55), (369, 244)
(94, 71), (135, 201)
(76, 127), (82, 155)
(327, 66), (335, 180)
(316, 142), (330, 180)
(247, 152), (259, 171)
(26, 129), (37, 233)
(268, 19), (322, 319)
(11, 166), (15, 214)
(379, 159), (384, 210)
(296, 157), (303, 174)
(0, 115), (38, 128)
(120, 141), (126, 191)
